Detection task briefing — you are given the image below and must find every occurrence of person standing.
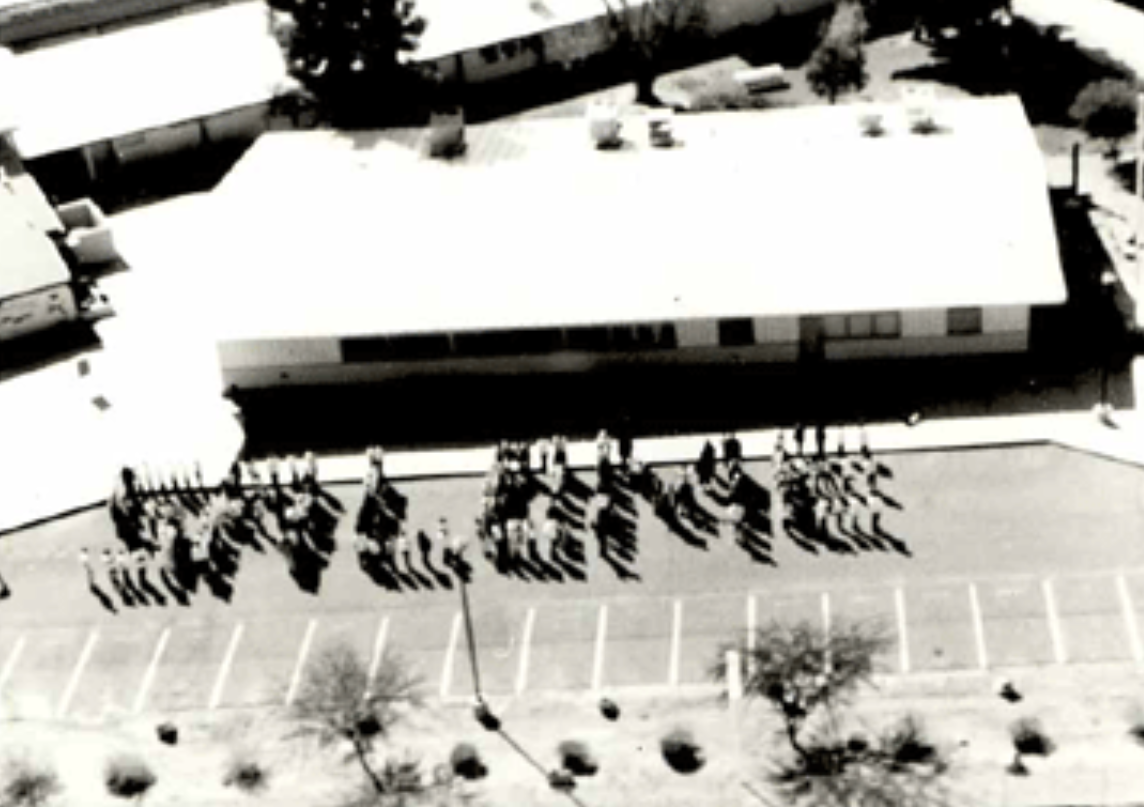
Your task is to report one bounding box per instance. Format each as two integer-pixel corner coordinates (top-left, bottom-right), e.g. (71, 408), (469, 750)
(722, 433), (743, 478)
(696, 440), (717, 493)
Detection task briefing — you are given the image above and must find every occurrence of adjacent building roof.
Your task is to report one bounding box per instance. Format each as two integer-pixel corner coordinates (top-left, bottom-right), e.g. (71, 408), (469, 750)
(189, 96), (1066, 343)
(9, 0), (286, 159)
(0, 180), (70, 299)
(413, 0), (607, 61)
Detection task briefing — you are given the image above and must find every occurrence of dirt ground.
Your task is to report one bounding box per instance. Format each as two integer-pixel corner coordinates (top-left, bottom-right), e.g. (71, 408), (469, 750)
(6, 662), (1144, 806)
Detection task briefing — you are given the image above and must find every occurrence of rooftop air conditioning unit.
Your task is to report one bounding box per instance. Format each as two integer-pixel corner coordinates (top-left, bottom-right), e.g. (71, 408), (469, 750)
(648, 108), (675, 147)
(428, 108), (466, 158)
(901, 86), (940, 134)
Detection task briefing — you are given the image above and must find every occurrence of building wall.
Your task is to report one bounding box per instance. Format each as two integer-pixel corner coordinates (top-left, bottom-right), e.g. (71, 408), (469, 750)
(0, 0), (242, 49)
(0, 285), (77, 340)
(218, 304), (1034, 390)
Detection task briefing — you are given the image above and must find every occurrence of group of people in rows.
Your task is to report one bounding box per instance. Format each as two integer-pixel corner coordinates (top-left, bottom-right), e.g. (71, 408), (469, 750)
(92, 453), (341, 608)
(89, 423), (898, 607)
(773, 423), (895, 543)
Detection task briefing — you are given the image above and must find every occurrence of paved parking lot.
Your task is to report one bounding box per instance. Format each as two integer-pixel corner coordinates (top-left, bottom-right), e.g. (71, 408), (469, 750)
(3, 568), (1144, 721)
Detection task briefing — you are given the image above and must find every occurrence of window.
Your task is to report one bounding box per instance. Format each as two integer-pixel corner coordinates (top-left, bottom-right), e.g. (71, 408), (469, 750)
(718, 318), (755, 347)
(566, 325), (612, 352)
(341, 334), (452, 363)
(821, 312), (901, 340)
(947, 307), (983, 336)
(873, 312), (901, 338)
(479, 45), (499, 63)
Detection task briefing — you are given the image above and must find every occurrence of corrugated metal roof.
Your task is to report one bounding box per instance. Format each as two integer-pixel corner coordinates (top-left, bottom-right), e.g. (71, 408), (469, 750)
(161, 97), (1068, 342)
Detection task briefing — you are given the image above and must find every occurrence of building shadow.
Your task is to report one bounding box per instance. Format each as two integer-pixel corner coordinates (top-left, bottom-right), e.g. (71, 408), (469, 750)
(0, 326), (102, 385)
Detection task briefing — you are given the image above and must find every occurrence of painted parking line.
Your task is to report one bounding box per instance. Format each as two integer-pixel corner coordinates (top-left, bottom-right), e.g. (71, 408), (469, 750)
(746, 594), (756, 651)
(515, 607), (536, 696)
(1042, 579), (1067, 665)
(821, 592), (832, 636)
(968, 583), (988, 670)
(133, 627), (171, 715)
(0, 636), (26, 697)
(668, 600), (682, 687)
(1118, 574), (1144, 664)
(285, 619), (318, 707)
(441, 613), (462, 700)
(592, 603), (608, 693)
(365, 615), (390, 698)
(209, 623), (244, 711)
(895, 587), (910, 674)
(56, 629), (99, 719)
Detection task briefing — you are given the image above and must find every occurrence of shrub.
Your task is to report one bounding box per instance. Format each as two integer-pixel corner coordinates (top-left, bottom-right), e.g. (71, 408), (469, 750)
(661, 728), (705, 774)
(2, 756), (61, 807)
(222, 752), (269, 794)
(880, 714), (943, 771)
(449, 743), (487, 781)
(1010, 717), (1054, 758)
(557, 740), (598, 777)
(1069, 79), (1140, 151)
(104, 753), (156, 801)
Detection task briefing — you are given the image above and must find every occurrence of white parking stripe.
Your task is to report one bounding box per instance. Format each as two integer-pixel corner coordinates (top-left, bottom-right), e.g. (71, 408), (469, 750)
(821, 592), (832, 636)
(1042, 579), (1066, 664)
(746, 594), (757, 651)
(0, 636), (26, 697)
(285, 619), (318, 707)
(441, 612), (462, 700)
(894, 587), (910, 674)
(1117, 574), (1144, 664)
(365, 615), (390, 699)
(669, 600), (682, 686)
(209, 623), (244, 710)
(515, 608), (537, 695)
(57, 629), (99, 719)
(133, 627), (171, 715)
(591, 604), (608, 692)
(968, 583), (988, 670)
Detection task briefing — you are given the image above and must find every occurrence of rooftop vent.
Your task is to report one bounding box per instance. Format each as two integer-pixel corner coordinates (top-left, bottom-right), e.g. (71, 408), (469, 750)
(588, 103), (623, 149)
(648, 108), (675, 147)
(900, 86), (941, 134)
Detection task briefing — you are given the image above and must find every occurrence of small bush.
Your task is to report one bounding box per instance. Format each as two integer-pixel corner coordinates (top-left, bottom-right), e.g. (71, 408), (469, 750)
(2, 756), (62, 807)
(881, 714), (942, 770)
(548, 769), (576, 792)
(449, 743), (487, 781)
(661, 728), (705, 775)
(104, 753), (156, 801)
(1010, 717), (1055, 758)
(223, 752), (269, 794)
(557, 740), (598, 777)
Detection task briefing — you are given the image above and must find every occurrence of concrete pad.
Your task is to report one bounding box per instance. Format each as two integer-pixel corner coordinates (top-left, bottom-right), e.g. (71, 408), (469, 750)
(602, 598), (672, 688)
(0, 625), (90, 720)
(527, 601), (597, 692)
(976, 579), (1055, 668)
(904, 582), (978, 672)
(224, 613), (314, 708)
(677, 594), (745, 685)
(147, 620), (239, 713)
(1053, 574), (1132, 664)
(70, 622), (167, 720)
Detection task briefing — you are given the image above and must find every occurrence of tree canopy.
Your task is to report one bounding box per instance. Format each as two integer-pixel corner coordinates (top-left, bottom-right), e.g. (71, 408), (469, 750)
(268, 0), (429, 126)
(1069, 78), (1141, 153)
(807, 1), (869, 105)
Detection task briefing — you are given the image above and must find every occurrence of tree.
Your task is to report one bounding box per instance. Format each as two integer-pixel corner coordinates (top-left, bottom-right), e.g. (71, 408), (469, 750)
(713, 619), (952, 806)
(267, 0), (429, 127)
(1070, 79), (1140, 157)
(913, 0), (1011, 44)
(806, 2), (868, 105)
(602, 0), (709, 105)
(292, 641), (423, 800)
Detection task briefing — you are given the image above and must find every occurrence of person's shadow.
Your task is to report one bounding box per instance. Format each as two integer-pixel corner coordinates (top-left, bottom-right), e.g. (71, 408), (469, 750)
(88, 579), (119, 614)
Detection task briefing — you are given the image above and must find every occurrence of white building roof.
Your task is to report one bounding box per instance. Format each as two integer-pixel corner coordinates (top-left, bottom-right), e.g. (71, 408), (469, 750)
(414, 0), (607, 61)
(0, 182), (70, 299)
(10, 1), (287, 159)
(181, 96), (1066, 343)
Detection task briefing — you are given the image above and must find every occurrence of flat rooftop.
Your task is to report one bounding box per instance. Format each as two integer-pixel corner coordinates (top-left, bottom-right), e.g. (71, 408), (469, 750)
(189, 96), (1065, 343)
(9, 1), (286, 159)
(0, 181), (69, 299)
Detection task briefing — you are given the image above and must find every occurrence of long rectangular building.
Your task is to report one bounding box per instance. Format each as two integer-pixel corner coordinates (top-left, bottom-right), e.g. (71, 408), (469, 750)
(194, 96), (1066, 390)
